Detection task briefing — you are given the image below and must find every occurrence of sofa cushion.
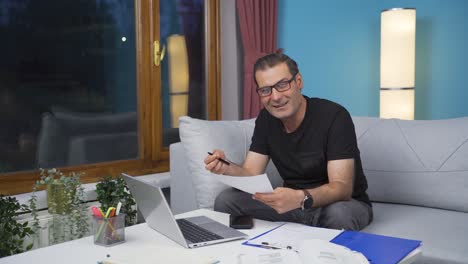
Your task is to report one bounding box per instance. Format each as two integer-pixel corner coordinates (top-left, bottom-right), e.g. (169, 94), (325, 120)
(363, 203), (468, 264)
(352, 117), (468, 213)
(179, 116), (282, 209)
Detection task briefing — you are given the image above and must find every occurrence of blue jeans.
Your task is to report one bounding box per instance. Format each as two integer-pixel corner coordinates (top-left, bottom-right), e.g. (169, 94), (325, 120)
(214, 188), (373, 230)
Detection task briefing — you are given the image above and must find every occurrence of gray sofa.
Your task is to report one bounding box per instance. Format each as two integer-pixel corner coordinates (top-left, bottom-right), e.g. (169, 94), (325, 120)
(170, 116), (468, 264)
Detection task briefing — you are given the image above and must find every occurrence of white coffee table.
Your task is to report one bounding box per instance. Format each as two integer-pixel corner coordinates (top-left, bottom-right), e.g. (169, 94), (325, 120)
(0, 209), (419, 264)
(0, 209), (283, 264)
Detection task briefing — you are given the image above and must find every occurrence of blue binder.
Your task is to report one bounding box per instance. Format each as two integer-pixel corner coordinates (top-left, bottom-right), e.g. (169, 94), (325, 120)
(330, 231), (421, 264)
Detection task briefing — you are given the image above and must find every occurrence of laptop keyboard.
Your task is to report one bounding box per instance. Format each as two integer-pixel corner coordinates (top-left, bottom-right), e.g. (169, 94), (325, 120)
(176, 219), (224, 243)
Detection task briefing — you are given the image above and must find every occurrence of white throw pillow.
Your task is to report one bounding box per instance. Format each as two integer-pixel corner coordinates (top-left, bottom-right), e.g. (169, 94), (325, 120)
(178, 116), (256, 209)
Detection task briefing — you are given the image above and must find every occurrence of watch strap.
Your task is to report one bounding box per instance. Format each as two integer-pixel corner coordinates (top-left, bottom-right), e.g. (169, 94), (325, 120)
(301, 189), (313, 210)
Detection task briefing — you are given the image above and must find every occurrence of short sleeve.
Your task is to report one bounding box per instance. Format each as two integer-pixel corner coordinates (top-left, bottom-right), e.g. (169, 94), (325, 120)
(249, 110), (270, 155)
(326, 108), (359, 160)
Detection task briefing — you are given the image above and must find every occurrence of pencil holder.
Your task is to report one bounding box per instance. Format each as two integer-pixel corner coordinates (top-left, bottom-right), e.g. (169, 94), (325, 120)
(93, 213), (126, 246)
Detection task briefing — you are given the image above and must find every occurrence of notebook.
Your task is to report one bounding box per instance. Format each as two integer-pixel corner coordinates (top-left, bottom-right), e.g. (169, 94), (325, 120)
(330, 230), (422, 264)
(122, 173), (248, 248)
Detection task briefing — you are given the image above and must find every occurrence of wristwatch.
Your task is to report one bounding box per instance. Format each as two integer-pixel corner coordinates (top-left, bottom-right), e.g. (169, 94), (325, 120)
(301, 189), (314, 210)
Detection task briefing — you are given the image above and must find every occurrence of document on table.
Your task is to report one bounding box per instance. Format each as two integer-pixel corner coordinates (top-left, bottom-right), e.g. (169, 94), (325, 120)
(223, 250), (302, 264)
(213, 173), (274, 194)
(244, 222), (343, 251)
(218, 240), (369, 264)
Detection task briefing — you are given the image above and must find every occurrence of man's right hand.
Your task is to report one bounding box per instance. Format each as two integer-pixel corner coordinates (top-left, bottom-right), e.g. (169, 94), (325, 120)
(204, 149), (228, 175)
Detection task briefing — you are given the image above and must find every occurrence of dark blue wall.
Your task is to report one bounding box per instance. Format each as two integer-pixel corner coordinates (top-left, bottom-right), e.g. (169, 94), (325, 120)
(278, 0), (468, 119)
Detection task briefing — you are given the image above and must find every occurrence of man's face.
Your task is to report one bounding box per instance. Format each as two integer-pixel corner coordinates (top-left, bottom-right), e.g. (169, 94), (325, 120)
(255, 62), (303, 120)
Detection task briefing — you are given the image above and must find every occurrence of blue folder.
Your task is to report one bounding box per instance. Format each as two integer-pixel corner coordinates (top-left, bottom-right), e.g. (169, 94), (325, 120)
(330, 231), (421, 264)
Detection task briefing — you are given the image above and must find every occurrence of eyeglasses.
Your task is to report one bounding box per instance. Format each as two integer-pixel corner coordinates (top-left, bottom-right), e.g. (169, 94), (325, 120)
(256, 74), (297, 97)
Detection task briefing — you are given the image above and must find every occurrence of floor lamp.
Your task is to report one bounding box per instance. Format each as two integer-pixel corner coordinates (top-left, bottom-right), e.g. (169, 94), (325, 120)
(380, 8), (416, 120)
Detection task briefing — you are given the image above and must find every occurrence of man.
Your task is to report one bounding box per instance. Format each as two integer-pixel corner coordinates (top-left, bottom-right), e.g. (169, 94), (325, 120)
(204, 53), (372, 230)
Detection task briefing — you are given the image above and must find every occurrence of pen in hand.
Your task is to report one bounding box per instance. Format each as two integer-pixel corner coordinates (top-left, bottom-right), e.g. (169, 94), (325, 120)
(207, 152), (230, 165)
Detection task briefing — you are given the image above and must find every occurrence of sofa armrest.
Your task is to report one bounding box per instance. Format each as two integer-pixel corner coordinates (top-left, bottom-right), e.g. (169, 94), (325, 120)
(170, 142), (198, 214)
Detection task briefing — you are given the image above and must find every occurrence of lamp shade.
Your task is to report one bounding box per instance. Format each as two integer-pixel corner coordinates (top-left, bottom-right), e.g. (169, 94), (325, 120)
(380, 8), (416, 120)
(167, 34), (189, 128)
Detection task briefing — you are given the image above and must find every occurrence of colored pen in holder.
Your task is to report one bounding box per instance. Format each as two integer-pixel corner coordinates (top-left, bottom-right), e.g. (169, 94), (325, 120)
(93, 208), (125, 247)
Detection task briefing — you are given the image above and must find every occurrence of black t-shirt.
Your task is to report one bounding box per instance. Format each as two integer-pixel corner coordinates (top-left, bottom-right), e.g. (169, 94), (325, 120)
(250, 96), (370, 206)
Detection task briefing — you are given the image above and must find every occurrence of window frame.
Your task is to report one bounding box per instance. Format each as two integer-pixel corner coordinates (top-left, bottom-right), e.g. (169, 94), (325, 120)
(0, 0), (221, 195)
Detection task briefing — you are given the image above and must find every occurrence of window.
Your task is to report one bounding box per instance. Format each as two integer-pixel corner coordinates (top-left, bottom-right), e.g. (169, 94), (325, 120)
(0, 0), (220, 195)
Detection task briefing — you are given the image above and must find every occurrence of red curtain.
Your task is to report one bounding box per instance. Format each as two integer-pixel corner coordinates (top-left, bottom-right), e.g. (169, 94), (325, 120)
(236, 0), (278, 119)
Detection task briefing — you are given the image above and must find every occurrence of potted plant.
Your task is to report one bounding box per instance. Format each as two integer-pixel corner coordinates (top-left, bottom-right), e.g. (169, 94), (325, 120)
(0, 195), (34, 257)
(29, 168), (89, 246)
(95, 176), (137, 226)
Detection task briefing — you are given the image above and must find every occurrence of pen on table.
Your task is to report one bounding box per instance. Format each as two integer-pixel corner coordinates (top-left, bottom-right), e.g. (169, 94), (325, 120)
(260, 242), (282, 250)
(207, 152), (230, 165)
(99, 259), (127, 264)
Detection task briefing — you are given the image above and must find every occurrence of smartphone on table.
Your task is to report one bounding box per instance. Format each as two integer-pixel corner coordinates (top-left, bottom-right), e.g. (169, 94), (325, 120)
(229, 214), (254, 229)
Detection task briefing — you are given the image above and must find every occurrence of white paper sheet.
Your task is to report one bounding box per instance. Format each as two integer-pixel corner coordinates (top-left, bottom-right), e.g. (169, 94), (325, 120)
(219, 240), (369, 264)
(238, 250), (302, 264)
(213, 173), (274, 194)
(298, 239), (369, 264)
(246, 222), (343, 251)
(216, 251), (301, 264)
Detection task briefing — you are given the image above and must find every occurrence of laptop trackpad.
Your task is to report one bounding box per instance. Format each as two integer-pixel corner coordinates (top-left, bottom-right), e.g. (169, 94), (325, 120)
(185, 216), (245, 238)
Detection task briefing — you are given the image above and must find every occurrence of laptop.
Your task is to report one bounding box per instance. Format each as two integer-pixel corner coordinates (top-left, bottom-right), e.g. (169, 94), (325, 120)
(122, 173), (248, 248)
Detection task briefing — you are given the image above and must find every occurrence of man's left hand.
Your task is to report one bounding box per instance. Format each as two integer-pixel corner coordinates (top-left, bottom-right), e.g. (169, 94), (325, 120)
(253, 187), (304, 214)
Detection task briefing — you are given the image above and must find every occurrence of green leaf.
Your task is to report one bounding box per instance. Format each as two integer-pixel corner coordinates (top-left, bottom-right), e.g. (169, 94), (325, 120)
(26, 243), (33, 251)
